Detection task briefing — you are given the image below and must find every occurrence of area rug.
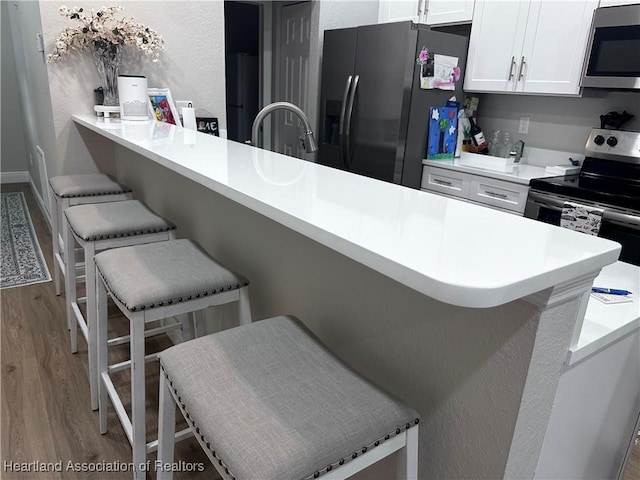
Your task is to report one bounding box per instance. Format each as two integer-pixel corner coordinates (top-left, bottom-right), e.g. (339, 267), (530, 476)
(1, 192), (51, 289)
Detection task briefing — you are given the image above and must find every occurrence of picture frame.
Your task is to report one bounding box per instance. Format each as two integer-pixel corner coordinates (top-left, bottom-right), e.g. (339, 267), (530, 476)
(147, 88), (182, 127)
(426, 106), (458, 160)
(196, 117), (220, 137)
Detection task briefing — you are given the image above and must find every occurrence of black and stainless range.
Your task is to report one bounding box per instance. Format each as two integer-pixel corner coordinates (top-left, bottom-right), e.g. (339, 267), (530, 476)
(525, 128), (640, 266)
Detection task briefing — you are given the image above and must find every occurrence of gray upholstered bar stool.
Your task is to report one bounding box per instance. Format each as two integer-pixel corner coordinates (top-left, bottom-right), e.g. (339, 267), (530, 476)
(49, 173), (132, 296)
(64, 199), (177, 411)
(156, 315), (420, 480)
(94, 239), (251, 480)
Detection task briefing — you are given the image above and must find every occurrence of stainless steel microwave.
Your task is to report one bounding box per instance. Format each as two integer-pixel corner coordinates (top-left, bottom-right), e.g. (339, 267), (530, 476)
(581, 3), (640, 90)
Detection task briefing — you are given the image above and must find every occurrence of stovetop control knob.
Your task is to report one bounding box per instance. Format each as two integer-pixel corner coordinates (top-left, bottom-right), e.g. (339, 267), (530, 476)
(607, 136), (618, 147)
(594, 135), (605, 145)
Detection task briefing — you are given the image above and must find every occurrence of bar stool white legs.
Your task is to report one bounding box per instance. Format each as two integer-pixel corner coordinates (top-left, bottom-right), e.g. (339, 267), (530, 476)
(49, 174), (132, 296)
(63, 200), (176, 411)
(94, 239), (251, 480)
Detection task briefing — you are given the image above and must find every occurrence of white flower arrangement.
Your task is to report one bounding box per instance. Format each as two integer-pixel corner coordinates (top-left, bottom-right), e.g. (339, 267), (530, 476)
(47, 5), (164, 62)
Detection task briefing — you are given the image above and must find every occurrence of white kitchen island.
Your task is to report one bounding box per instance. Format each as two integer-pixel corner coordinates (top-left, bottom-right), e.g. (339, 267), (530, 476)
(73, 115), (622, 479)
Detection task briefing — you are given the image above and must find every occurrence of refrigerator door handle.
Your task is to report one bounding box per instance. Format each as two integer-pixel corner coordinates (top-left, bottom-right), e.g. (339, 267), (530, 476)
(339, 75), (353, 168)
(344, 74), (359, 170)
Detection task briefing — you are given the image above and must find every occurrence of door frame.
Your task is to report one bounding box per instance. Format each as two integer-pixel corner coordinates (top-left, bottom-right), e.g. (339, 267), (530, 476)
(224, 0), (311, 151)
(224, 0), (273, 148)
(271, 1), (312, 157)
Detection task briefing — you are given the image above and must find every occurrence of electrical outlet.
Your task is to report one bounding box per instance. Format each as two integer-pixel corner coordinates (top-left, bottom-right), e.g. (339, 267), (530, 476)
(518, 117), (530, 135)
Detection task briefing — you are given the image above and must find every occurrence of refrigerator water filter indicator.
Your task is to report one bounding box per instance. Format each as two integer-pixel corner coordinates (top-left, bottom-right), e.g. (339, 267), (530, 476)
(427, 107), (458, 160)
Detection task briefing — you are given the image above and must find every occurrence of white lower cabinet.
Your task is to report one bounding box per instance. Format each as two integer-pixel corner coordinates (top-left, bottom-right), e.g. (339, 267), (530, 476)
(421, 167), (469, 198)
(421, 166), (530, 214)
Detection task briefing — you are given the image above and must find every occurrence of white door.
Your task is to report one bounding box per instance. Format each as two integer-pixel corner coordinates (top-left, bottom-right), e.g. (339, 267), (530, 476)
(517, 0), (599, 95)
(425, 0), (474, 25)
(275, 1), (311, 159)
(464, 0), (530, 92)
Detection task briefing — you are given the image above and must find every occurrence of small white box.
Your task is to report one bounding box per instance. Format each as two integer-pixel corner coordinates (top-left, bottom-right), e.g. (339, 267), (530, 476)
(544, 165), (581, 176)
(118, 75), (149, 121)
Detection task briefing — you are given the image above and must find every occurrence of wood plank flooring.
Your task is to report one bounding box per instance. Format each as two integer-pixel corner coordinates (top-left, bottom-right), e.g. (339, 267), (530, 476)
(1, 184), (211, 479)
(2, 183), (639, 479)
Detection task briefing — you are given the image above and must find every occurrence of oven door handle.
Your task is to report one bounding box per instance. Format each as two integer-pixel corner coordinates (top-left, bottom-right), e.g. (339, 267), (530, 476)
(528, 192), (640, 230)
(527, 191), (564, 210)
(606, 211), (640, 230)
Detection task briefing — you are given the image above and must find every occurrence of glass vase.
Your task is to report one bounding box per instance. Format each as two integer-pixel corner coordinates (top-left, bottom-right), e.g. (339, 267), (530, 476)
(92, 44), (122, 106)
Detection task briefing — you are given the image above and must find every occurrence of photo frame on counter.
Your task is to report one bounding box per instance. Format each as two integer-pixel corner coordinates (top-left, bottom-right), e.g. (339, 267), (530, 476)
(196, 117), (220, 136)
(148, 88), (181, 127)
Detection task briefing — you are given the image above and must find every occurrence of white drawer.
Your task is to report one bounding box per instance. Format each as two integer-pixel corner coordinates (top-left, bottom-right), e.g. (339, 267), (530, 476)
(468, 177), (529, 214)
(421, 166), (469, 199)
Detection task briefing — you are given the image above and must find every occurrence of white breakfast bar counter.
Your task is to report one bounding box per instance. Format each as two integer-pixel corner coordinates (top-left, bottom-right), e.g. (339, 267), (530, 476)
(73, 115), (624, 479)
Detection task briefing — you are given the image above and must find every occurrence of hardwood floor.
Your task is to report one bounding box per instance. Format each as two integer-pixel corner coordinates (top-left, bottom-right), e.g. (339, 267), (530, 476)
(1, 184), (212, 479)
(1, 183), (639, 479)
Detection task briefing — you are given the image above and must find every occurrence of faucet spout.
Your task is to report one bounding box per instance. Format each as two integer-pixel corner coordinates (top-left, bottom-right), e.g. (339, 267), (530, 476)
(251, 101), (318, 154)
(512, 140), (525, 163)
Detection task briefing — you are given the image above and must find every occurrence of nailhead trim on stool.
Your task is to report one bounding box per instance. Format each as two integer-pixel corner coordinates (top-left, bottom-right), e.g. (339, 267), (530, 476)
(95, 238), (252, 480)
(49, 173), (132, 198)
(48, 173), (132, 297)
(157, 315), (420, 480)
(94, 239), (249, 312)
(161, 363), (419, 480)
(63, 199), (177, 412)
(64, 200), (176, 242)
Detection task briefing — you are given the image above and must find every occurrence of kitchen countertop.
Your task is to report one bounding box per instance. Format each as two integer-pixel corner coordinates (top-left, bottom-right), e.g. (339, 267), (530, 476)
(570, 261), (640, 365)
(422, 153), (562, 185)
(73, 115), (620, 308)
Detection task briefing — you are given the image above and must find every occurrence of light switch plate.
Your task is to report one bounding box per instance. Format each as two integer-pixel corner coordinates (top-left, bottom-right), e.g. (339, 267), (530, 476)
(36, 33), (45, 52)
(518, 117), (530, 134)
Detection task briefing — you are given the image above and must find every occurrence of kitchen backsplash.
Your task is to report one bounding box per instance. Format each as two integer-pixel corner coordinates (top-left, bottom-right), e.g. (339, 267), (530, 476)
(475, 91), (639, 155)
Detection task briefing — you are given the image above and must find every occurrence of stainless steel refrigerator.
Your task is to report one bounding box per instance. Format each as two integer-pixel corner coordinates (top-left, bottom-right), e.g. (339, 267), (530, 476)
(318, 21), (468, 189)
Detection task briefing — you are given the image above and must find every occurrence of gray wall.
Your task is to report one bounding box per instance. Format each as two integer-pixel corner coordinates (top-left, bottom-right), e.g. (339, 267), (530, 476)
(6, 0), (58, 214)
(1, 0), (29, 177)
(475, 91), (640, 154)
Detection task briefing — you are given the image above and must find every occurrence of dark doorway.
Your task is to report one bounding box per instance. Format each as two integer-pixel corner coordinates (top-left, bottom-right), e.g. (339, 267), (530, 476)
(224, 2), (260, 143)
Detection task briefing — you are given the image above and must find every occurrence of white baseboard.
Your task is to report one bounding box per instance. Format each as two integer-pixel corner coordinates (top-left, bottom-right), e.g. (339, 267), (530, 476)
(0, 171), (30, 184)
(0, 171), (52, 230)
(28, 175), (52, 231)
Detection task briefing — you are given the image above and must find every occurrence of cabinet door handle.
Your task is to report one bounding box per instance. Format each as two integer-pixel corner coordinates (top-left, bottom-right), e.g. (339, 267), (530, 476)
(417, 0), (423, 16)
(508, 56), (516, 80)
(434, 178), (453, 186)
(485, 190), (508, 199)
(518, 56), (526, 81)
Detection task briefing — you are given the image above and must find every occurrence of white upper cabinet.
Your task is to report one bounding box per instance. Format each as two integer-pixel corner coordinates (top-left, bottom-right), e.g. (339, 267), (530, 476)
(464, 0), (529, 92)
(518, 0), (599, 95)
(598, 0), (640, 5)
(425, 0), (475, 25)
(378, 0), (425, 23)
(464, 0), (599, 96)
(378, 0), (474, 25)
